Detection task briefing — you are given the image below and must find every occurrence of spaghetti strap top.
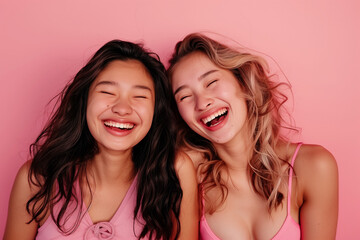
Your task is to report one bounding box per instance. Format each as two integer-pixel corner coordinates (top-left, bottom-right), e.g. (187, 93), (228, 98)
(200, 143), (302, 240)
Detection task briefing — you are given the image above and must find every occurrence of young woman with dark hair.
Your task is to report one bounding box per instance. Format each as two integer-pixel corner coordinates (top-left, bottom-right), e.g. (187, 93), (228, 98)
(167, 33), (338, 240)
(4, 40), (198, 239)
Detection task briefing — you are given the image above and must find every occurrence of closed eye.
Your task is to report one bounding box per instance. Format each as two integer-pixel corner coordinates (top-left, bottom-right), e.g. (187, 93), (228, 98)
(207, 80), (218, 87)
(180, 95), (191, 101)
(100, 91), (114, 95)
(134, 96), (147, 99)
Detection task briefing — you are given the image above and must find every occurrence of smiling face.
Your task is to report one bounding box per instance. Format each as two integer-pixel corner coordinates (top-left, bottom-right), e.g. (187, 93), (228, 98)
(86, 60), (155, 154)
(171, 52), (249, 146)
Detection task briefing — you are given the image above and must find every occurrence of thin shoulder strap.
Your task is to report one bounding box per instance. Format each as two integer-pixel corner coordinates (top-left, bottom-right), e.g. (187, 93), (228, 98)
(287, 142), (303, 214)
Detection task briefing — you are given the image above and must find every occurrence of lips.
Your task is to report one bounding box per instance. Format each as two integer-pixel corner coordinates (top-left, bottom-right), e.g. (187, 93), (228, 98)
(200, 108), (228, 127)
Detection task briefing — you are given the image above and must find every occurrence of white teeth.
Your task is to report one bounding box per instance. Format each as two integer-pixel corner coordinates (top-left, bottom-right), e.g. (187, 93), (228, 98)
(104, 121), (134, 129)
(201, 108), (228, 124)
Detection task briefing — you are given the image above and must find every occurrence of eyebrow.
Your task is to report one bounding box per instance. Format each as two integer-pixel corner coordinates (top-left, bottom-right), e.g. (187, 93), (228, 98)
(95, 80), (153, 92)
(173, 69), (218, 95)
(95, 80), (116, 87)
(198, 69), (218, 80)
(133, 85), (153, 92)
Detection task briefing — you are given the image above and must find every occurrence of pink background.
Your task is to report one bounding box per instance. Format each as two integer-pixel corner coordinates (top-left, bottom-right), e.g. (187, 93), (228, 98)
(1, 1), (359, 238)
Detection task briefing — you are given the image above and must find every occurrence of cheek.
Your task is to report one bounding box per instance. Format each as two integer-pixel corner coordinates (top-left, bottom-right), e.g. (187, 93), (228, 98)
(86, 99), (102, 119)
(86, 96), (109, 127)
(177, 103), (194, 125)
(146, 109), (154, 127)
(86, 103), (99, 135)
(214, 83), (236, 98)
(138, 103), (155, 126)
(86, 99), (95, 122)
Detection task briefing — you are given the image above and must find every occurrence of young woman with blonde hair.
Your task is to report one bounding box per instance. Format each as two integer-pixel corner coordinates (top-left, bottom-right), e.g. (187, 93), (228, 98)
(167, 33), (338, 240)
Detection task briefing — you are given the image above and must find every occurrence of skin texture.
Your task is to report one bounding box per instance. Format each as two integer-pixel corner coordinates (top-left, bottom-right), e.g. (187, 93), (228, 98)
(171, 52), (338, 240)
(173, 151), (199, 240)
(4, 60), (199, 240)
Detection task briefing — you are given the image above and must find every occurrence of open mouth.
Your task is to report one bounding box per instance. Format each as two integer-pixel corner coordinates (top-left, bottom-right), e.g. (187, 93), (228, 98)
(104, 121), (135, 130)
(201, 108), (228, 127)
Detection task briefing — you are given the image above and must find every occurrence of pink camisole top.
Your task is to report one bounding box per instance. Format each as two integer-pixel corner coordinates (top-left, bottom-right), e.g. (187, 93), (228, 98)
(36, 175), (144, 240)
(200, 143), (302, 240)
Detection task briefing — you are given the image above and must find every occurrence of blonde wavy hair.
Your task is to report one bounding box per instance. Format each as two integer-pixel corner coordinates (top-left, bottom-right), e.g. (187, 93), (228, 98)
(167, 33), (295, 213)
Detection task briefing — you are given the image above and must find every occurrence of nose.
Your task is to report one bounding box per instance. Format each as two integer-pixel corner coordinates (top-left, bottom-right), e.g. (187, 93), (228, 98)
(111, 98), (132, 116)
(195, 94), (213, 111)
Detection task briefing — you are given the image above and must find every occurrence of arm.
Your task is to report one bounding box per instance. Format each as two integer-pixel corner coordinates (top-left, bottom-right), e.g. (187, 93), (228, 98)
(298, 145), (338, 240)
(4, 161), (39, 240)
(174, 151), (199, 240)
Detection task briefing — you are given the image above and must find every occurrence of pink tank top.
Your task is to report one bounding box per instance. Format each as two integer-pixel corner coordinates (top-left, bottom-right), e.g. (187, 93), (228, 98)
(36, 175), (144, 239)
(200, 143), (302, 240)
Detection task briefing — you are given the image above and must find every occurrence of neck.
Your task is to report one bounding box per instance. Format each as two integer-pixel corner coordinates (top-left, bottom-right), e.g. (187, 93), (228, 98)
(87, 148), (135, 187)
(213, 131), (253, 173)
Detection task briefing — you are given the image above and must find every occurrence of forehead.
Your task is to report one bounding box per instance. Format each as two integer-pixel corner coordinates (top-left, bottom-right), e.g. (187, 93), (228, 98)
(94, 59), (154, 88)
(171, 52), (219, 84)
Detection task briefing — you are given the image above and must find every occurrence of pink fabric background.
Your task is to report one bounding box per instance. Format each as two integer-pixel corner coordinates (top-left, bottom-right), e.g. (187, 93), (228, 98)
(1, 1), (359, 238)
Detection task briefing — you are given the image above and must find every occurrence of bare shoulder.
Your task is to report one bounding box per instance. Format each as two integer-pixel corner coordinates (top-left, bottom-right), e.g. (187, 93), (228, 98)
(174, 150), (197, 177)
(174, 150), (199, 239)
(295, 144), (338, 174)
(177, 148), (205, 170)
(294, 144), (338, 196)
(16, 160), (31, 179)
(174, 150), (198, 194)
(175, 148), (206, 185)
(4, 160), (39, 239)
(293, 144), (339, 238)
(9, 160), (40, 209)
(12, 160), (38, 193)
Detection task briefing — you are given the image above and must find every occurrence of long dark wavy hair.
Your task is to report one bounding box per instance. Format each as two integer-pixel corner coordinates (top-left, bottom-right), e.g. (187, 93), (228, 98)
(167, 33), (294, 213)
(27, 40), (182, 239)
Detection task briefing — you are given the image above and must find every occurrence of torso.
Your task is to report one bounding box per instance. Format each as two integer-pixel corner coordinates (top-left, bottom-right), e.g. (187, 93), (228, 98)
(36, 174), (144, 240)
(189, 142), (303, 240)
